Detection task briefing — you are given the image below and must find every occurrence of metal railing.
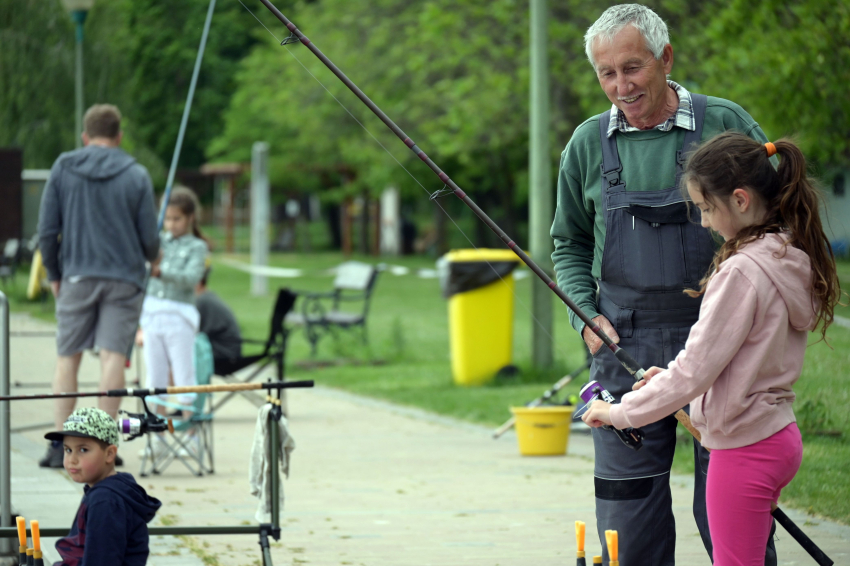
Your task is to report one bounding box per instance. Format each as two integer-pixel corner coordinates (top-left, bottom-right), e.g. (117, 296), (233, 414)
(1, 291), (13, 554)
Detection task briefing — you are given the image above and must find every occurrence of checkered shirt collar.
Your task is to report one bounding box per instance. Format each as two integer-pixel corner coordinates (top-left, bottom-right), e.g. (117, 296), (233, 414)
(606, 80), (695, 138)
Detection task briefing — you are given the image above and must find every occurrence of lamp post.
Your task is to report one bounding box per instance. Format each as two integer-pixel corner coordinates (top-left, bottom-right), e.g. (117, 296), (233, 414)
(61, 0), (96, 148)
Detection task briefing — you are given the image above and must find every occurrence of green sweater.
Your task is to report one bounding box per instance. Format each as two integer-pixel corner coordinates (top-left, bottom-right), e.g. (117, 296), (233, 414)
(550, 96), (769, 334)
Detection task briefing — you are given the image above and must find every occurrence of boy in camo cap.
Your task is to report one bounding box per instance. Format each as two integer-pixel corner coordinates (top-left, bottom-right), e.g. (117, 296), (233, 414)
(45, 408), (161, 566)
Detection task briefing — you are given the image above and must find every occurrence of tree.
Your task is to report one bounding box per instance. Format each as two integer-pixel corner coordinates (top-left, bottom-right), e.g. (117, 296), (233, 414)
(125, 0), (260, 170)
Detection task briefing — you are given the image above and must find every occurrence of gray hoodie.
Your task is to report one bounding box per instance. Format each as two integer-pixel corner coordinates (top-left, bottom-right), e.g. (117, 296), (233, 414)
(38, 145), (160, 290)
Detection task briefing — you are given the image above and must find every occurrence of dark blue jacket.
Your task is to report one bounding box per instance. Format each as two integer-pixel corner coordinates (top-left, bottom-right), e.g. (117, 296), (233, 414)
(54, 473), (161, 566)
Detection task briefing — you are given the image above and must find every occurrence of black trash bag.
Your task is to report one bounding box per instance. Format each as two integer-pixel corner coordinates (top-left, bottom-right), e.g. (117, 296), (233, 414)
(439, 258), (519, 299)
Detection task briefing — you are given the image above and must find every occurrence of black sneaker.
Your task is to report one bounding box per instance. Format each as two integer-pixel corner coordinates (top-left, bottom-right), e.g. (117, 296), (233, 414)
(115, 454), (124, 467)
(38, 443), (64, 468)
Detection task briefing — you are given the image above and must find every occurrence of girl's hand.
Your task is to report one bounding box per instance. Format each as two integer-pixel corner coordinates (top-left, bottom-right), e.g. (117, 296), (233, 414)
(633, 366), (664, 391)
(150, 251), (162, 278)
(581, 400), (613, 427)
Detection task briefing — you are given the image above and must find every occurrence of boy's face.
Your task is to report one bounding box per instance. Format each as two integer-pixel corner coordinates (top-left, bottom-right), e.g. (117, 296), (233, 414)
(63, 436), (117, 486)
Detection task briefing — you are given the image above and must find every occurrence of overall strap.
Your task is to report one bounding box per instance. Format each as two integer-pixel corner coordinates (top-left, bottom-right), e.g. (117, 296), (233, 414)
(676, 93), (708, 171)
(598, 110), (623, 191)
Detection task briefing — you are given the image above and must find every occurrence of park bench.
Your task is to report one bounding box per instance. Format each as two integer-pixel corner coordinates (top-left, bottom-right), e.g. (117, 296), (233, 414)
(286, 261), (380, 356)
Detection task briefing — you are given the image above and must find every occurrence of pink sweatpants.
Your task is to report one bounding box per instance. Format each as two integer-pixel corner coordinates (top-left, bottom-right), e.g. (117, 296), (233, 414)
(706, 423), (803, 566)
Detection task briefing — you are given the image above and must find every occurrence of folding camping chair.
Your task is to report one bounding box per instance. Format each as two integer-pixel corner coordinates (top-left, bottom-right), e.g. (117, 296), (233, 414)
(139, 333), (215, 477)
(210, 288), (296, 414)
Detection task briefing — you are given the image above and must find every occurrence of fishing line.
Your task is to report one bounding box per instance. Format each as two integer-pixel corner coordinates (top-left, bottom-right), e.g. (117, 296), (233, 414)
(237, 0), (574, 367)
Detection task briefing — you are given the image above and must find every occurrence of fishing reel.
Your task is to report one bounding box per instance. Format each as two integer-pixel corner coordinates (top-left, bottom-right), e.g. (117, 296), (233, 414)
(574, 380), (644, 451)
(118, 398), (173, 441)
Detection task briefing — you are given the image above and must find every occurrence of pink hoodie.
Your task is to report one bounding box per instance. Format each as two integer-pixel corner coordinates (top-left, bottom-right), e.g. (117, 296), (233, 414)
(608, 233), (817, 450)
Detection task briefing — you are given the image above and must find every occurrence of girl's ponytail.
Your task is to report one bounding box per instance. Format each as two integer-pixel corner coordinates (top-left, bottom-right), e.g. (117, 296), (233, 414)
(683, 133), (841, 341)
(774, 140), (840, 339)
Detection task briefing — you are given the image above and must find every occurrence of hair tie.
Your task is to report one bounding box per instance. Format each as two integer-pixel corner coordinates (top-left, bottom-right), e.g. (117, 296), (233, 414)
(765, 142), (777, 157)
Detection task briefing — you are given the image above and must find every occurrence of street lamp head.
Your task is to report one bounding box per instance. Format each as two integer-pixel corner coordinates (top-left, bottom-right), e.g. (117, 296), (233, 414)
(61, 0), (96, 12)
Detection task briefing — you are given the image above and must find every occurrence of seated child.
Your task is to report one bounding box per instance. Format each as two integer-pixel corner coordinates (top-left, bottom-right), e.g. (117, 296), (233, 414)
(45, 407), (161, 566)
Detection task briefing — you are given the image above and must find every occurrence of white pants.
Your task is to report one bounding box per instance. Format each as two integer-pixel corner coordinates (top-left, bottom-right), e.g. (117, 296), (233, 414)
(142, 311), (197, 405)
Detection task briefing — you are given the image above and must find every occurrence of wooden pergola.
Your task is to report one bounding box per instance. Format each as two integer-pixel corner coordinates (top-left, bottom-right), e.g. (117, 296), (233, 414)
(200, 162), (245, 253)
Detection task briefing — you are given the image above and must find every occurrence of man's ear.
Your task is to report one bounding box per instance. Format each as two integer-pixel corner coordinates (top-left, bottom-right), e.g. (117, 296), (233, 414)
(115, 131), (123, 146)
(661, 43), (674, 75)
(81, 132), (90, 146)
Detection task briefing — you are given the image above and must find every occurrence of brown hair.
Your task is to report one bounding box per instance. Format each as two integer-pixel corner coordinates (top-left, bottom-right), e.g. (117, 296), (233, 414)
(83, 104), (122, 139)
(166, 186), (211, 247)
(682, 132), (841, 341)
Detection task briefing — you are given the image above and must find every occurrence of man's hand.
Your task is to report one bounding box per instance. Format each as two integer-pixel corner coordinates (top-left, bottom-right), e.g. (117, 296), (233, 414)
(582, 400), (613, 427)
(50, 281), (60, 298)
(633, 366), (664, 391)
(582, 315), (619, 355)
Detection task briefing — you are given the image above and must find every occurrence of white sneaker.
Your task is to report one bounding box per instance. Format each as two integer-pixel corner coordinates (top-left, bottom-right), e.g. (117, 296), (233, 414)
(177, 435), (201, 458)
(137, 436), (169, 460)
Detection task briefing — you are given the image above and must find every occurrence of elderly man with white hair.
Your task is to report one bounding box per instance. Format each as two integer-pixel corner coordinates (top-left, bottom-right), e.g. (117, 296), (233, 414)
(551, 5), (777, 565)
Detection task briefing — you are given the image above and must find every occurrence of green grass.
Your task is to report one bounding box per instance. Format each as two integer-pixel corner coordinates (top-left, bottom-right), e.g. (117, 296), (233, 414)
(3, 253), (849, 524)
(207, 251), (590, 421)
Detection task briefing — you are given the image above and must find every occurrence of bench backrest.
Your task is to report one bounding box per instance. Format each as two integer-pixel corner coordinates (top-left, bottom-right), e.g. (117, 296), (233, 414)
(333, 261), (377, 292)
(3, 239), (19, 260)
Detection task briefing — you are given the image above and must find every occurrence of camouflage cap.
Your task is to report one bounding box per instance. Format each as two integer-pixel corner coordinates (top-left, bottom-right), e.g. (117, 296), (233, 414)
(45, 407), (119, 446)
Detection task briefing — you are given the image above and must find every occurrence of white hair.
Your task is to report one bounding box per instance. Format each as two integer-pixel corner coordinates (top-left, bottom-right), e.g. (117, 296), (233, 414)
(584, 4), (670, 69)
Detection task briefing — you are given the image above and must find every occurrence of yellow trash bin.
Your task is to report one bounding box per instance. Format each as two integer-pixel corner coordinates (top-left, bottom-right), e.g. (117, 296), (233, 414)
(442, 248), (521, 386)
(510, 406), (575, 456)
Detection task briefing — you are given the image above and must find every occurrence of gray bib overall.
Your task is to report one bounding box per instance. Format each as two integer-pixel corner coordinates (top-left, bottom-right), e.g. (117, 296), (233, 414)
(593, 94), (711, 565)
(590, 95), (777, 565)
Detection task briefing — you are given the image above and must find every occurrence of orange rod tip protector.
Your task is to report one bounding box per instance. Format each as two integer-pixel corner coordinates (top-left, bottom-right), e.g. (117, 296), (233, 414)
(605, 530), (619, 561)
(592, 557), (603, 564)
(575, 520), (585, 552)
(31, 520), (41, 551)
(16, 516), (26, 545)
(27, 548), (34, 556)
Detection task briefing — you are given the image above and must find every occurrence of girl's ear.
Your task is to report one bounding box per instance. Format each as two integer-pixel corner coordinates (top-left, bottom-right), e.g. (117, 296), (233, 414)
(731, 188), (751, 212)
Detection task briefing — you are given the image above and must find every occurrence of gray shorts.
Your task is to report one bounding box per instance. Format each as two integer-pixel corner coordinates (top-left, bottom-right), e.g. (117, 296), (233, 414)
(56, 278), (144, 357)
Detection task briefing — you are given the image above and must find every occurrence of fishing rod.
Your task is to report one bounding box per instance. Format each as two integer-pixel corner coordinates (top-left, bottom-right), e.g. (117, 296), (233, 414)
(3, 380), (313, 444)
(159, 0), (217, 228)
(253, 0), (679, 440)
(125, 0), (216, 363)
(248, 2), (834, 563)
(0, 380), (314, 402)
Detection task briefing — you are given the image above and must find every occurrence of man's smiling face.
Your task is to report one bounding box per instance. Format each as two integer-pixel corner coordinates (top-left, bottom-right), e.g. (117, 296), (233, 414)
(592, 25), (674, 130)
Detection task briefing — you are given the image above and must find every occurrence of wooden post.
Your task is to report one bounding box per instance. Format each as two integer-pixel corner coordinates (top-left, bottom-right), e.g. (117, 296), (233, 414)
(341, 197), (352, 256)
(369, 197), (380, 256)
(225, 175), (235, 253)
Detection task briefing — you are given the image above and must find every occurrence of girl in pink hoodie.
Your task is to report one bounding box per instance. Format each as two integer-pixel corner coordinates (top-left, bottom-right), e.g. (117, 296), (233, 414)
(582, 132), (841, 566)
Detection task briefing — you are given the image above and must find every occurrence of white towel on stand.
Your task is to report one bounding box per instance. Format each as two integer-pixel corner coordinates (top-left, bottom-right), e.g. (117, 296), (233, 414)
(249, 403), (295, 523)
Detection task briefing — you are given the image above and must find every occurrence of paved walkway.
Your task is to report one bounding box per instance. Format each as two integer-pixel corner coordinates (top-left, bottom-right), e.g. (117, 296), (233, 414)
(7, 313), (849, 565)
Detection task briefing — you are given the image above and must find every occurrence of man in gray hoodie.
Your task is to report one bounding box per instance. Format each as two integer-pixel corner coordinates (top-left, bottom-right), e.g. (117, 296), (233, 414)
(37, 104), (160, 468)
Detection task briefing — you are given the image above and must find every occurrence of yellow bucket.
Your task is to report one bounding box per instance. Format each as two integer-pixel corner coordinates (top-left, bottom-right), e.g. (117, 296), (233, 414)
(510, 406), (575, 456)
